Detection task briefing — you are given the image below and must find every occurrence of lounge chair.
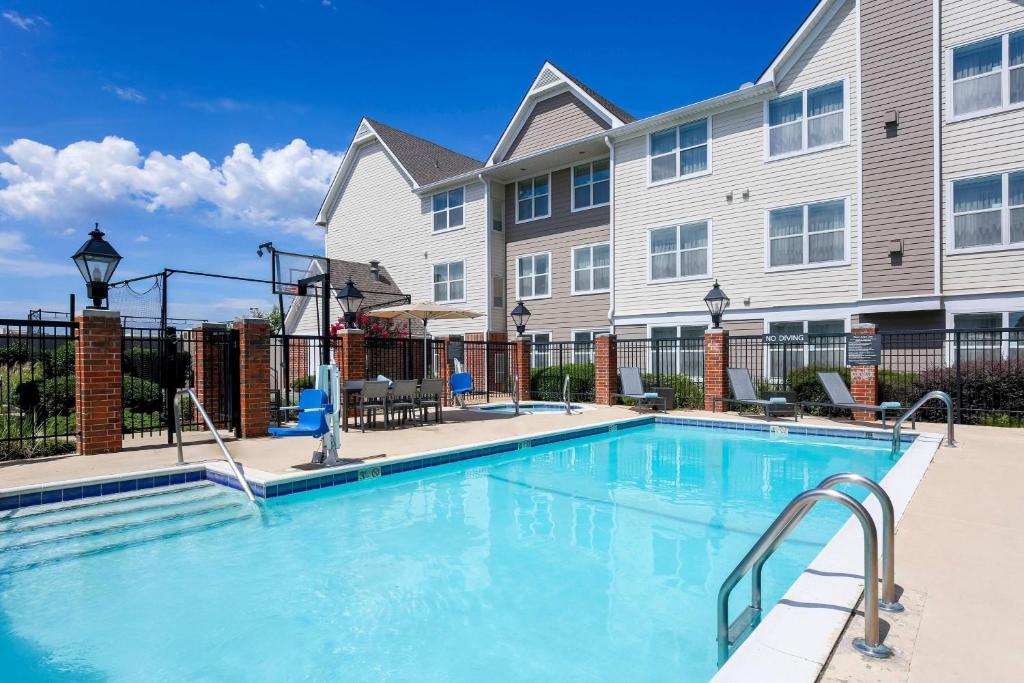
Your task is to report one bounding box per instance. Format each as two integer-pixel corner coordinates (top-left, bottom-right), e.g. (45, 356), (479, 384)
(612, 367), (666, 411)
(450, 372), (473, 408)
(417, 378), (444, 424)
(389, 379), (421, 427)
(800, 371), (902, 426)
(712, 368), (798, 420)
(355, 381), (389, 432)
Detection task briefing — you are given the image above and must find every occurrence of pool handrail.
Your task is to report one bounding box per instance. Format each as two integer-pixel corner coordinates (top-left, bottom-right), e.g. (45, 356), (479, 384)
(890, 390), (956, 456)
(717, 487), (892, 666)
(512, 374), (520, 416)
(562, 374), (571, 415)
(173, 388), (257, 503)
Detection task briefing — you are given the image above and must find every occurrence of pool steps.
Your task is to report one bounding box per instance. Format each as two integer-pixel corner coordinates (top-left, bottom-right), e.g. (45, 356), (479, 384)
(0, 483), (249, 574)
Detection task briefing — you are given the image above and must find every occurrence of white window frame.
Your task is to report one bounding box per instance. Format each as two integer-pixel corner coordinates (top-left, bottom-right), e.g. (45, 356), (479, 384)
(571, 158), (611, 212)
(945, 310), (1024, 362)
(646, 324), (706, 380)
(762, 319), (848, 381)
(431, 186), (465, 234)
(647, 117), (712, 187)
(432, 260), (466, 304)
(764, 198), (850, 272)
(946, 28), (1024, 123)
(571, 242), (611, 295)
(516, 251), (552, 301)
(523, 331), (553, 368)
(515, 173), (552, 224)
(569, 329), (608, 364)
(946, 168), (1024, 255)
(646, 219), (713, 284)
(763, 78), (850, 161)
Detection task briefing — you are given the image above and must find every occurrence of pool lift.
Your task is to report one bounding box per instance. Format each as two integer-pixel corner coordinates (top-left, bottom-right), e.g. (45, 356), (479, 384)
(268, 363), (343, 467)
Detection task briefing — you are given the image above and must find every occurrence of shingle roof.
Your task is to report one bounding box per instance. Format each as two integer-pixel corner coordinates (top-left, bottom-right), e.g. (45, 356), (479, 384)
(548, 62), (636, 124)
(365, 118), (484, 186)
(329, 258), (406, 310)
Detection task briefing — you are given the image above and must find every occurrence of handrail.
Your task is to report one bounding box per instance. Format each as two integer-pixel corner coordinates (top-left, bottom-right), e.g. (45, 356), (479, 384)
(512, 374), (520, 416)
(717, 488), (892, 666)
(751, 474), (902, 613)
(891, 390), (956, 455)
(562, 374), (572, 415)
(173, 388), (257, 503)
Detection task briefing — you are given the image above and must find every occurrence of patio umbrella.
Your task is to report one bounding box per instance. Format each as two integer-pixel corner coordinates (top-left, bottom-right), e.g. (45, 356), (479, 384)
(367, 303), (483, 377)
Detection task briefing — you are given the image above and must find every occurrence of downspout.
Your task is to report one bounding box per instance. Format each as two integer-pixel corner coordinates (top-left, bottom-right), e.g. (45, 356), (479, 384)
(478, 173), (491, 332)
(604, 135), (615, 333)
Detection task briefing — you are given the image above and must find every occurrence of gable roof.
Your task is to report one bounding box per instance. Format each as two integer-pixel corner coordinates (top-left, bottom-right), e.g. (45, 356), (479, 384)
(284, 257), (409, 334)
(364, 118), (483, 187)
(549, 62), (636, 124)
(757, 0), (843, 84)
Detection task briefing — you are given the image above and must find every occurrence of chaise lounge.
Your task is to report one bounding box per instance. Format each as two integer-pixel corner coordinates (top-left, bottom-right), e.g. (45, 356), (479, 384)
(711, 368), (799, 420)
(800, 371), (902, 426)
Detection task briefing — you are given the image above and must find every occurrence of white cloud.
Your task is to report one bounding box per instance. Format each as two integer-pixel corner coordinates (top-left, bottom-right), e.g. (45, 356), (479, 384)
(2, 10), (47, 31)
(0, 136), (344, 238)
(61, 227), (76, 236)
(135, 235), (150, 242)
(185, 97), (245, 112)
(103, 85), (146, 103)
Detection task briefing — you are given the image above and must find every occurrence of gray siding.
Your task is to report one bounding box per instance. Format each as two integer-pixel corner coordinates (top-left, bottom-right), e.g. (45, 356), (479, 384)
(503, 92), (610, 161)
(855, 310), (945, 331)
(504, 168), (610, 340)
(860, 0), (936, 297)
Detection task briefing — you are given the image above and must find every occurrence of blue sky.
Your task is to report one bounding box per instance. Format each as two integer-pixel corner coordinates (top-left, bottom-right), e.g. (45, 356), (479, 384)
(0, 0), (813, 322)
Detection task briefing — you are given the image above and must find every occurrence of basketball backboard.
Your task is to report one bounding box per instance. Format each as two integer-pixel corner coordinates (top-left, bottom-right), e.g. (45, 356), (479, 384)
(272, 250), (329, 296)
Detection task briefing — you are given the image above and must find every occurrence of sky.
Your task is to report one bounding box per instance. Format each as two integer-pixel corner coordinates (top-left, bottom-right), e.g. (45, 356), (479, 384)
(0, 0), (815, 323)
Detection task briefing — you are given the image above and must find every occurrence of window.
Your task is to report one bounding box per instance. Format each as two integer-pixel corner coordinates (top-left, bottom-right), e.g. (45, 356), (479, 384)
(951, 170), (1024, 250)
(571, 330), (605, 364)
(767, 199), (847, 269)
(432, 261), (465, 303)
(572, 243), (610, 294)
(649, 221), (710, 281)
(432, 187), (464, 232)
(516, 175), (550, 222)
(524, 332), (552, 368)
(572, 159), (610, 210)
(492, 276), (504, 308)
(767, 320), (845, 379)
(950, 30), (1024, 118)
(650, 326), (705, 379)
(767, 81), (846, 157)
(516, 253), (550, 299)
(649, 118), (709, 183)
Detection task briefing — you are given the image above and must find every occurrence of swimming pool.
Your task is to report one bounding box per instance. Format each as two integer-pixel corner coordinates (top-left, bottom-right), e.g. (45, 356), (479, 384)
(0, 421), (906, 681)
(473, 401), (586, 414)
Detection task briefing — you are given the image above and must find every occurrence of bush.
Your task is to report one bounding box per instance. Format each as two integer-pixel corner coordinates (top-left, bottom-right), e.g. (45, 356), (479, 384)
(13, 379), (40, 412)
(124, 410), (163, 432)
(292, 375), (316, 390)
(0, 342), (30, 367)
(530, 364), (595, 401)
(914, 362), (1024, 425)
(786, 366), (851, 417)
(123, 376), (163, 413)
(43, 341), (75, 378)
(0, 414), (76, 461)
(640, 373), (704, 409)
(0, 440), (76, 461)
(122, 347), (192, 387)
(37, 375), (75, 418)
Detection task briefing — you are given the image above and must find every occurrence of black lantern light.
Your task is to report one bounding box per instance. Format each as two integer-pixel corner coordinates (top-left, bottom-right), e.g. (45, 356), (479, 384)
(71, 224), (122, 309)
(335, 279), (364, 328)
(510, 301), (531, 337)
(703, 280), (730, 329)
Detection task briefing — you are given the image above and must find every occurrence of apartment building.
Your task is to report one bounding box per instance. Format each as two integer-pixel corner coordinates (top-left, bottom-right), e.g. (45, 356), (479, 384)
(310, 0), (1024, 344)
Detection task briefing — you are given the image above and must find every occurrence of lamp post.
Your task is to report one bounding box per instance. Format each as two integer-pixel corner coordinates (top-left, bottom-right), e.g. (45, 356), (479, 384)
(335, 279), (364, 329)
(510, 301), (531, 337)
(703, 280), (730, 329)
(71, 224), (122, 309)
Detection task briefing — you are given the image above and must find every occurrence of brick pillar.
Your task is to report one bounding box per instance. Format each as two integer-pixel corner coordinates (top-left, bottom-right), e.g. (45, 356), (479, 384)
(192, 323), (228, 429)
(850, 323), (879, 421)
(234, 318), (271, 438)
(436, 338), (452, 406)
(704, 328), (729, 412)
(334, 329), (365, 382)
(75, 309), (122, 455)
(513, 338), (531, 402)
(595, 333), (617, 405)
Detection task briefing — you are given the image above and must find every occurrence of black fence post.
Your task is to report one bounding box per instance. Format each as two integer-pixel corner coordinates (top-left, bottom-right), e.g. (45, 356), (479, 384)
(163, 326), (178, 445)
(954, 329), (963, 424)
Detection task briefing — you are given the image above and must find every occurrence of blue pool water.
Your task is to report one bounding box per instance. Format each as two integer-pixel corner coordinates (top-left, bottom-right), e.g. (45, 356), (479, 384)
(475, 402), (584, 413)
(0, 423), (904, 682)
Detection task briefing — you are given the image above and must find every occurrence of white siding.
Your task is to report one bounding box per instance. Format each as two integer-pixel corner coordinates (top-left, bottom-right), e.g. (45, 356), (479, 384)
(612, 0), (860, 321)
(940, 0), (1024, 296)
(323, 140), (490, 335)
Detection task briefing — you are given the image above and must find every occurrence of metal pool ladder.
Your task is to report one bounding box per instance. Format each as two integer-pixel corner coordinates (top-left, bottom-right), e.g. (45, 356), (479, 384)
(172, 388), (257, 503)
(512, 374), (520, 416)
(562, 374), (572, 415)
(890, 390), (957, 456)
(717, 473), (899, 666)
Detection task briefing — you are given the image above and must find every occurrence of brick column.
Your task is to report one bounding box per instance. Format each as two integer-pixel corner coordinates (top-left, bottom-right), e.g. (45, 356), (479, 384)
(594, 333), (617, 405)
(850, 323), (879, 421)
(334, 329), (365, 382)
(436, 338), (452, 406)
(74, 309), (122, 455)
(192, 323), (228, 429)
(233, 318), (271, 438)
(704, 328), (729, 412)
(513, 338), (531, 402)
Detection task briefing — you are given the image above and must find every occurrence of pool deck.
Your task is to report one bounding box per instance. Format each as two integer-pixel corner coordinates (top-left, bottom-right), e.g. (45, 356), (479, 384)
(1, 406), (1022, 681)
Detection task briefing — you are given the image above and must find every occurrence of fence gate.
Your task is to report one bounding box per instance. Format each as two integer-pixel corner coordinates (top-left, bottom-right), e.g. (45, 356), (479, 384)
(122, 326), (240, 442)
(462, 340), (517, 403)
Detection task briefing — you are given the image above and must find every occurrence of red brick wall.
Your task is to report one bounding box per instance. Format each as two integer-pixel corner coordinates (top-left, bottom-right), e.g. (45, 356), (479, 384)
(513, 339), (531, 402)
(703, 329), (729, 411)
(192, 324), (228, 430)
(595, 334), (617, 405)
(234, 318), (271, 438)
(75, 310), (122, 455)
(334, 329), (365, 383)
(850, 323), (879, 421)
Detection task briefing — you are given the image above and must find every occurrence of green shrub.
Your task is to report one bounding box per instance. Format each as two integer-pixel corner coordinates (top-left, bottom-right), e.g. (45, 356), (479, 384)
(530, 364), (595, 401)
(785, 366), (851, 417)
(0, 342), (30, 367)
(640, 373), (704, 409)
(13, 379), (40, 412)
(0, 440), (76, 461)
(43, 341), (75, 378)
(0, 414), (76, 461)
(123, 410), (163, 432)
(122, 347), (192, 387)
(292, 375), (316, 390)
(123, 376), (163, 413)
(44, 413), (76, 435)
(37, 375), (75, 418)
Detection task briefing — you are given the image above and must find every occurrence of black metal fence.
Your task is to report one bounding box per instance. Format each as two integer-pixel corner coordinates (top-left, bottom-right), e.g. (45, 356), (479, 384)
(616, 337), (705, 408)
(529, 340), (595, 402)
(727, 334), (848, 393)
(365, 337), (439, 381)
(461, 340), (517, 403)
(0, 319), (78, 458)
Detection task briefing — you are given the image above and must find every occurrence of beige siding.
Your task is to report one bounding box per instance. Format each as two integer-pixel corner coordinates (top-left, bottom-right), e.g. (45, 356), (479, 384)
(504, 168), (610, 340)
(940, 0), (1024, 296)
(324, 140), (491, 335)
(860, 0), (937, 297)
(613, 0), (859, 324)
(503, 91), (610, 161)
(613, 325), (647, 339)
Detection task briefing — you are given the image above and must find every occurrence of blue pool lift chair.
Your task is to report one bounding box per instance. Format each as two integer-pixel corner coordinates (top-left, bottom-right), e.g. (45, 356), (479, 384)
(450, 372), (473, 408)
(269, 389), (331, 437)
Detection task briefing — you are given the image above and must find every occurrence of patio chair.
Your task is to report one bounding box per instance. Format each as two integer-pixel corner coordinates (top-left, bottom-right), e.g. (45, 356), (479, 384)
(711, 368), (798, 420)
(417, 378), (444, 424)
(389, 379), (421, 427)
(611, 367), (666, 412)
(450, 372), (473, 408)
(355, 381), (390, 432)
(801, 371), (902, 426)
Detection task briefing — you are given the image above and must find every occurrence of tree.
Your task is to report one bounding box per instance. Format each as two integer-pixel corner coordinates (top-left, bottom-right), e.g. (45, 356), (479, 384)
(244, 306), (283, 333)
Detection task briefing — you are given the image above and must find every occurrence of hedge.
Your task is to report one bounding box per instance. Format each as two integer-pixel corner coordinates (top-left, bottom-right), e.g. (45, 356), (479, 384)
(123, 376), (163, 413)
(641, 373), (704, 409)
(43, 341), (75, 378)
(0, 342), (30, 367)
(122, 347), (192, 387)
(530, 364), (595, 400)
(13, 374), (76, 418)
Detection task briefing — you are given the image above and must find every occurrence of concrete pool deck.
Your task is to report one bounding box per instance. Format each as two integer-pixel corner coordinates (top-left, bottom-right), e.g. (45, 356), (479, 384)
(0, 406), (1021, 681)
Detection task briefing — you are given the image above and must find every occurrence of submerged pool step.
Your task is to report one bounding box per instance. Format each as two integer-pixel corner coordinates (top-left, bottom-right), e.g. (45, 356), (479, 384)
(0, 481), (214, 523)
